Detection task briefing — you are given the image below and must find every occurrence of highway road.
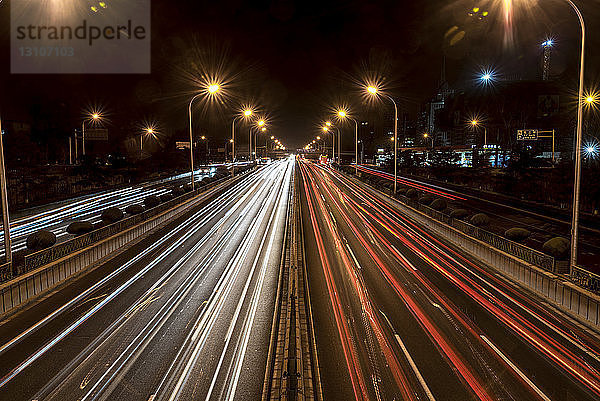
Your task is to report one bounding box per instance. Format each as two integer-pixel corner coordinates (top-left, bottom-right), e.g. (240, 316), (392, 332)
(0, 158), (292, 401)
(299, 159), (600, 401)
(0, 166), (221, 255)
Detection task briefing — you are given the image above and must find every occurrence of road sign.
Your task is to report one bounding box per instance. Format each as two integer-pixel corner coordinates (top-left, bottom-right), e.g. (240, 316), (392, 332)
(85, 128), (108, 141)
(176, 141), (191, 149)
(517, 129), (539, 141)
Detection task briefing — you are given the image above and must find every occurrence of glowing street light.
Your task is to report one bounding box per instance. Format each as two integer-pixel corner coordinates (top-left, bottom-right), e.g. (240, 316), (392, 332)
(140, 125), (157, 156)
(82, 111), (103, 159)
(470, 119), (487, 146)
(232, 107), (254, 169)
(188, 83), (223, 189)
(366, 85), (398, 193)
(336, 108), (359, 174)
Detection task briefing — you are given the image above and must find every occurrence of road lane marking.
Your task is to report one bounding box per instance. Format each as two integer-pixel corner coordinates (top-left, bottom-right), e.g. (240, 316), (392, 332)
(379, 310), (436, 401)
(480, 335), (551, 401)
(393, 334), (437, 401)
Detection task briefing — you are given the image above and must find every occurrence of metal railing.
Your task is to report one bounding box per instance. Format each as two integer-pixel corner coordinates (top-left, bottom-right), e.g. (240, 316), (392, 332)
(0, 261), (11, 282)
(571, 266), (600, 295)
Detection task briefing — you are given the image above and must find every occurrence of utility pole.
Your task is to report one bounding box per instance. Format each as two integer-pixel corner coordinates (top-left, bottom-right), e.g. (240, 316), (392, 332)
(0, 119), (12, 267)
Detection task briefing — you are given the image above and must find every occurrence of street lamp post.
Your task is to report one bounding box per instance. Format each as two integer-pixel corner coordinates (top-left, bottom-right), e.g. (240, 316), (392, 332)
(337, 110), (359, 174)
(0, 119), (12, 267)
(81, 112), (100, 162)
(257, 126), (267, 158)
(188, 93), (203, 190)
(470, 120), (487, 146)
(563, 0), (586, 272)
(140, 126), (155, 159)
(253, 119), (265, 161)
(231, 109), (253, 176)
(188, 83), (220, 190)
(367, 86), (398, 193)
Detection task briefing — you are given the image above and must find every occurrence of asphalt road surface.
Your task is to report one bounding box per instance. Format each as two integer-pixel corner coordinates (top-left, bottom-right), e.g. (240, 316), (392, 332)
(0, 158), (292, 401)
(299, 159), (600, 401)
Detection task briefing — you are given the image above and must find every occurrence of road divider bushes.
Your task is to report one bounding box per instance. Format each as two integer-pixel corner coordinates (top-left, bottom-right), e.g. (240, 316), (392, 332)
(125, 204), (144, 215)
(470, 213), (490, 227)
(144, 195), (161, 209)
(171, 186), (185, 197)
(66, 221), (95, 235)
(159, 193), (174, 203)
(449, 208), (469, 219)
(504, 227), (531, 242)
(406, 188), (420, 198)
(543, 237), (570, 260)
(101, 207), (124, 224)
(26, 230), (57, 251)
(419, 194), (434, 205)
(430, 198), (447, 211)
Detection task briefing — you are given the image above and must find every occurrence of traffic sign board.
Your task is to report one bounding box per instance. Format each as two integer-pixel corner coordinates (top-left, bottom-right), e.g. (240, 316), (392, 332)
(176, 141), (191, 149)
(517, 129), (539, 141)
(85, 128), (108, 141)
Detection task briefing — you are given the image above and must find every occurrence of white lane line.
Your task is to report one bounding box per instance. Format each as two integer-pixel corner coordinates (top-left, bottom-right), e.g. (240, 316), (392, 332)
(393, 334), (437, 401)
(379, 310), (436, 401)
(480, 335), (551, 401)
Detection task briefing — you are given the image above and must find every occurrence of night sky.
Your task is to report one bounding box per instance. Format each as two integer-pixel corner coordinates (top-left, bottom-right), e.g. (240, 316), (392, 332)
(1, 0), (600, 149)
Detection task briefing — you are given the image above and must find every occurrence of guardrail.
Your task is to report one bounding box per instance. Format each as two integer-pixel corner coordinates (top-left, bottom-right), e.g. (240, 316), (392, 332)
(0, 261), (11, 282)
(572, 266), (600, 294)
(390, 191), (559, 273)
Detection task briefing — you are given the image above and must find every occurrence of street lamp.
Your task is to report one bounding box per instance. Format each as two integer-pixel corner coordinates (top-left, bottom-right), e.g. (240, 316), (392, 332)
(140, 126), (155, 157)
(82, 112), (101, 160)
(470, 119), (487, 146)
(251, 119), (265, 161)
(200, 135), (209, 159)
(366, 85), (398, 193)
(188, 82), (221, 190)
(231, 108), (253, 174)
(528, 0), (586, 272)
(337, 109), (359, 174)
(0, 121), (11, 266)
(321, 126), (334, 161)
